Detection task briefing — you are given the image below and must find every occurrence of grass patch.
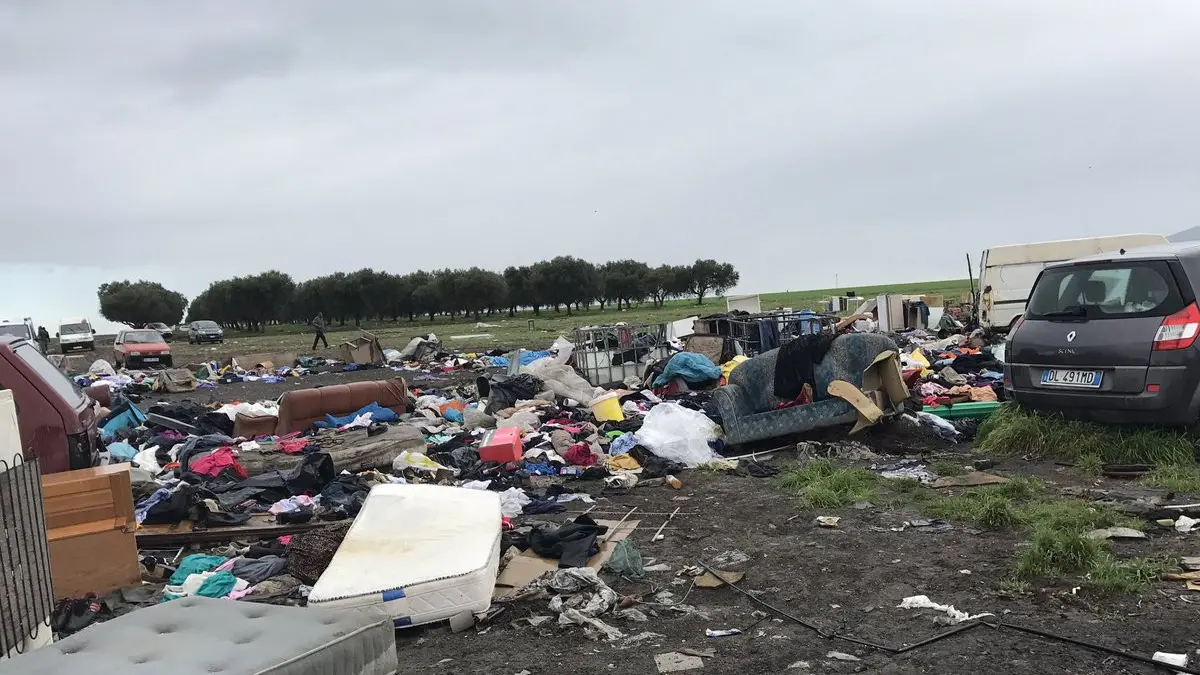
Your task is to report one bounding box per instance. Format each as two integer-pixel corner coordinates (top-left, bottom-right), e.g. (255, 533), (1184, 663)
(1087, 554), (1171, 594)
(976, 403), (1198, 465)
(776, 459), (879, 509)
(923, 490), (1021, 531)
(1074, 454), (1103, 479)
(1142, 464), (1200, 493)
(1014, 527), (1105, 579)
(930, 459), (966, 477)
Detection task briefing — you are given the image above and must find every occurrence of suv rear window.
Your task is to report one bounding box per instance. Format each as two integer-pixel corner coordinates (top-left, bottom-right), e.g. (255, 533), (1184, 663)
(1026, 260), (1186, 320)
(14, 343), (85, 406)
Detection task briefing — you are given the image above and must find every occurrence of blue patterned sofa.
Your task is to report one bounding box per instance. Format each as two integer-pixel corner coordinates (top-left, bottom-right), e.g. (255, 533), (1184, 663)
(712, 333), (900, 445)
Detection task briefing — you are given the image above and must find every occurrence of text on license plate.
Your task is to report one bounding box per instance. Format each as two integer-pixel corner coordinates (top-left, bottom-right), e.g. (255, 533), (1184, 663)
(142, 357), (159, 362)
(1041, 369), (1102, 388)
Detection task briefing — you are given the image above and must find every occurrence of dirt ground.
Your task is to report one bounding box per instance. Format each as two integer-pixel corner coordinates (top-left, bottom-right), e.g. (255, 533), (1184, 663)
(123, 370), (1200, 674)
(390, 433), (1199, 675)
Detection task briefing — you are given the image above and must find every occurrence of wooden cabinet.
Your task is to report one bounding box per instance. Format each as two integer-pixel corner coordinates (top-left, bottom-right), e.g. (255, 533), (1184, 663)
(41, 465), (139, 599)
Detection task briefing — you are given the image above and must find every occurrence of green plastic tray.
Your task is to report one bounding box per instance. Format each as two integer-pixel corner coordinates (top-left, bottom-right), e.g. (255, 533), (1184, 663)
(922, 401), (1001, 419)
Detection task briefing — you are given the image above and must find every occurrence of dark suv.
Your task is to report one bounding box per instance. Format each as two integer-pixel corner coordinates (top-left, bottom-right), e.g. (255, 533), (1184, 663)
(1006, 242), (1200, 425)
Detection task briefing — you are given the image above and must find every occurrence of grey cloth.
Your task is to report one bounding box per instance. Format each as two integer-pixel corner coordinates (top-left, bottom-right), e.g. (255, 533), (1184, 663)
(4, 595), (398, 675)
(230, 555), (288, 584)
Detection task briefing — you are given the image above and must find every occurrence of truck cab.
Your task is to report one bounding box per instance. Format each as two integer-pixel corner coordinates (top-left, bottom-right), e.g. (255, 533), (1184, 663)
(56, 317), (95, 353)
(0, 336), (100, 473)
(0, 319), (36, 350)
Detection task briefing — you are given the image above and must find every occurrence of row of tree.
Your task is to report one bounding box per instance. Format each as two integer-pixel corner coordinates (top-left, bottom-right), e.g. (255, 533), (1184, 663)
(97, 258), (739, 330)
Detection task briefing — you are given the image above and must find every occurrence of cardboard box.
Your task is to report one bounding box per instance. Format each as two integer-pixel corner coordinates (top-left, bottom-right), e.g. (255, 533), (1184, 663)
(828, 350), (910, 435)
(339, 330), (385, 366)
(41, 465), (139, 599)
(478, 428), (522, 464)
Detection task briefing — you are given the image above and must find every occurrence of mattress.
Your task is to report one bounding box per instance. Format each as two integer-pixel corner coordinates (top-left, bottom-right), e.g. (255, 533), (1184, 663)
(2, 595), (396, 675)
(308, 483), (502, 628)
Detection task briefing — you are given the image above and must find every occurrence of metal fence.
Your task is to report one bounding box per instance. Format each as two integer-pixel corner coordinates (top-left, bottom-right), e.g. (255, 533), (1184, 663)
(0, 455), (53, 658)
(692, 310), (839, 357)
(572, 323), (671, 386)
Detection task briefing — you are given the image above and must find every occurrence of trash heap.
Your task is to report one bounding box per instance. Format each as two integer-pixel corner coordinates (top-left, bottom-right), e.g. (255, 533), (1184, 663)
(891, 327), (1006, 442)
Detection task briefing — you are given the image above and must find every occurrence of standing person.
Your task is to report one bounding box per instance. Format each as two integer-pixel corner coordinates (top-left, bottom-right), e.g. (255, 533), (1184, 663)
(311, 313), (329, 350)
(36, 325), (50, 353)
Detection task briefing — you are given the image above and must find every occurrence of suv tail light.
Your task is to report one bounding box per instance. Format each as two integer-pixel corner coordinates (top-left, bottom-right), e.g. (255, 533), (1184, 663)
(1153, 302), (1200, 351)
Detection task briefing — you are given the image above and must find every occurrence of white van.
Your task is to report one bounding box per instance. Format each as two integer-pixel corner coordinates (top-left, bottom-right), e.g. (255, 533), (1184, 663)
(977, 233), (1169, 330)
(57, 317), (95, 352)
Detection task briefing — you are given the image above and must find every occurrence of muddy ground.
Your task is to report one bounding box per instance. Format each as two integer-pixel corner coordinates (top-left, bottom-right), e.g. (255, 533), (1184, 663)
(392, 435), (1199, 675)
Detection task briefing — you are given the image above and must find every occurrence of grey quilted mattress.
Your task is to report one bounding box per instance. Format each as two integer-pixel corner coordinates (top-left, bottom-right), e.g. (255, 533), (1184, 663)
(1, 596), (397, 675)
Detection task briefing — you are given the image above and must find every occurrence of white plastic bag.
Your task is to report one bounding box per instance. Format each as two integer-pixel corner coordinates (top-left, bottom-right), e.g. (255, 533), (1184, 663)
(88, 359), (116, 377)
(636, 403), (721, 467)
(522, 359), (598, 405)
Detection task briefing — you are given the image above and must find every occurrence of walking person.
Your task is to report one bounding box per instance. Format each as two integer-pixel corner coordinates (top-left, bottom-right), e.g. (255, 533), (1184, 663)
(36, 325), (50, 353)
(310, 313), (329, 350)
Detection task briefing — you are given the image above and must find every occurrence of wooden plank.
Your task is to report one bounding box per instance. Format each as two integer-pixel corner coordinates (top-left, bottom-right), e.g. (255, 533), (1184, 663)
(135, 518), (330, 547)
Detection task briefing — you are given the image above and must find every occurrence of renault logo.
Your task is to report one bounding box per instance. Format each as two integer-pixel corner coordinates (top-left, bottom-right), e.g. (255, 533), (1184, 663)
(1066, 331), (1076, 343)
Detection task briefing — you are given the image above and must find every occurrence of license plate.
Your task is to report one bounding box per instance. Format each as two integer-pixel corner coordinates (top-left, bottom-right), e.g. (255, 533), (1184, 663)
(142, 357), (159, 362)
(1041, 369), (1102, 388)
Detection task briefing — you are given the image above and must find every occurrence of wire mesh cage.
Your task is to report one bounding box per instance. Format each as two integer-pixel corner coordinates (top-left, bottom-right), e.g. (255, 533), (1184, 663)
(572, 323), (671, 386)
(0, 455), (53, 658)
(692, 310), (839, 357)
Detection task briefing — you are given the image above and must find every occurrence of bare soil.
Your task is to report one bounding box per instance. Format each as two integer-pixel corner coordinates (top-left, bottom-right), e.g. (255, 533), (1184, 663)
(393, 433), (1199, 675)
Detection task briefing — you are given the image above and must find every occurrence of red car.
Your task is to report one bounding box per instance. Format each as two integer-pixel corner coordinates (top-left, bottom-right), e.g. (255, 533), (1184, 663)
(113, 329), (173, 369)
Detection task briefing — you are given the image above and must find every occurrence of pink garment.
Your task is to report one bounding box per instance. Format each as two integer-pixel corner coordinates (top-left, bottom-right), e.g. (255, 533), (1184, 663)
(216, 559), (237, 573)
(277, 535), (293, 546)
(917, 382), (948, 397)
(276, 439), (310, 455)
(189, 448), (247, 479)
(227, 587), (255, 601)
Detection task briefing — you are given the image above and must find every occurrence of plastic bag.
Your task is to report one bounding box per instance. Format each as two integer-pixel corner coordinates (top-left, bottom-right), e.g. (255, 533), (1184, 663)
(636, 403), (721, 467)
(603, 539), (645, 578)
(89, 359), (116, 377)
(496, 410), (540, 434)
(522, 360), (597, 405)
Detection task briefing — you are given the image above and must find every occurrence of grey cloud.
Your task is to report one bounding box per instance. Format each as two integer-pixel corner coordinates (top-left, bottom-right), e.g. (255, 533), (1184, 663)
(3, 0), (1200, 315)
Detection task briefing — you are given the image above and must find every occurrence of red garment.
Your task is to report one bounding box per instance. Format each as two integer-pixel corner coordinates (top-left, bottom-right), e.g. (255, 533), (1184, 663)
(773, 384), (813, 410)
(189, 447), (248, 479)
(563, 443), (598, 467)
(276, 439), (310, 455)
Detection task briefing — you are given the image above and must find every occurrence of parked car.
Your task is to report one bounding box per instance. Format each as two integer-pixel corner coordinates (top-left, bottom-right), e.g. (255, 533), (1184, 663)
(188, 320), (225, 344)
(144, 322), (174, 342)
(1005, 241), (1200, 425)
(0, 335), (100, 473)
(113, 329), (172, 369)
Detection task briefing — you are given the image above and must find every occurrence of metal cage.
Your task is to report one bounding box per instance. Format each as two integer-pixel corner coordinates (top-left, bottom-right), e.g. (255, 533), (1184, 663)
(692, 310), (838, 357)
(572, 323), (671, 386)
(0, 455), (53, 658)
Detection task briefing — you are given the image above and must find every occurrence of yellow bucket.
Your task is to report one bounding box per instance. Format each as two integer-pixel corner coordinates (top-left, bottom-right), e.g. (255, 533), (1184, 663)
(590, 393), (625, 422)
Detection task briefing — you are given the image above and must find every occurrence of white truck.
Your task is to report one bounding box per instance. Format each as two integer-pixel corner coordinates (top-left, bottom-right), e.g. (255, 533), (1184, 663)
(56, 317), (95, 353)
(976, 233), (1169, 330)
(0, 318), (36, 350)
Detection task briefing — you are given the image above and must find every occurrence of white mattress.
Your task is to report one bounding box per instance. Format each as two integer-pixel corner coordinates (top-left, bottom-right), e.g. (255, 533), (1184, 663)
(308, 483), (502, 628)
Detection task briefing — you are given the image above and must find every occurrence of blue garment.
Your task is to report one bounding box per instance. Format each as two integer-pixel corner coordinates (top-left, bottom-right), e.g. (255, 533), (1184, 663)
(653, 352), (723, 387)
(135, 487), (173, 524)
(609, 433), (640, 456)
(169, 554), (228, 585)
(313, 401), (400, 429)
(758, 319), (781, 351)
(523, 461), (556, 476)
(108, 441), (137, 461)
(444, 408), (464, 424)
(100, 402), (148, 438)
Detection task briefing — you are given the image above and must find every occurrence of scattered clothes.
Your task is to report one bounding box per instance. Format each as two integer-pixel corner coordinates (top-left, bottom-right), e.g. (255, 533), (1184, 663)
(169, 554), (227, 585)
(564, 444), (599, 467)
(530, 515), (609, 568)
(603, 539), (645, 578)
(134, 487), (173, 524)
(313, 402), (399, 429)
(188, 447), (248, 479)
(52, 593), (105, 635)
(608, 432), (640, 456)
(230, 555), (289, 584)
(774, 333), (838, 399)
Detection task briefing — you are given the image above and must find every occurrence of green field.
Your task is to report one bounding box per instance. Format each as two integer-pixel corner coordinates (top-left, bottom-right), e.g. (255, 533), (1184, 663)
(167, 278), (972, 362)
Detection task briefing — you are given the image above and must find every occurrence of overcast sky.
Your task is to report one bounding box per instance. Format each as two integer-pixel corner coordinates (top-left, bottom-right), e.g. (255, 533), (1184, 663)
(3, 1), (1200, 332)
